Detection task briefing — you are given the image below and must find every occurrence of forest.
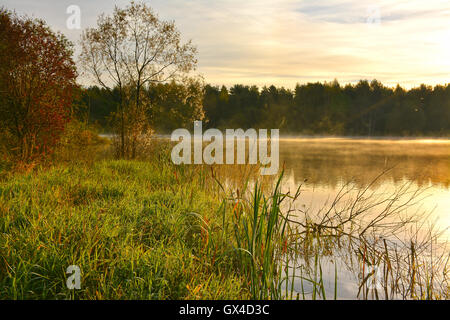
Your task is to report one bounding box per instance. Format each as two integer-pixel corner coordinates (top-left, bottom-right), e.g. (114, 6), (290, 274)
(81, 79), (450, 136)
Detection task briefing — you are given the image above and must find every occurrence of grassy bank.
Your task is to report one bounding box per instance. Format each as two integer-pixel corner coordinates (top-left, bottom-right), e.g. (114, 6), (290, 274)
(0, 154), (253, 299)
(1, 132), (298, 300)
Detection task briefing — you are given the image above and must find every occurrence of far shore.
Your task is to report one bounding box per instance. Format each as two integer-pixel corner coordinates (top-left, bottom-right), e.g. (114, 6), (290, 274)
(98, 133), (450, 143)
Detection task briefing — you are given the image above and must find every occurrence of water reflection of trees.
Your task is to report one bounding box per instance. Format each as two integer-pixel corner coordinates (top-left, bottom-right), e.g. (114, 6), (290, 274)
(280, 140), (450, 189)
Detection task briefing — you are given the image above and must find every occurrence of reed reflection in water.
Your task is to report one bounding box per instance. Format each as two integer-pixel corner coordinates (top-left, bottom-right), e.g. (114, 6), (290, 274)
(275, 138), (450, 299)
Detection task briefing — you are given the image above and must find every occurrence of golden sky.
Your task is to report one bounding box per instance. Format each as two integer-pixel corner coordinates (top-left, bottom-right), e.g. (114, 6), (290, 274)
(5, 0), (450, 88)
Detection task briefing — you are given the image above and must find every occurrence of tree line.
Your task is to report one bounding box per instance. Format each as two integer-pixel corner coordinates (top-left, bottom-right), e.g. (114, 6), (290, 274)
(80, 79), (450, 136)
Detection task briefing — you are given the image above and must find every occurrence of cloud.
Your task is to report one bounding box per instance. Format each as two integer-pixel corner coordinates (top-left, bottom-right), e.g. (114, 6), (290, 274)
(2, 0), (450, 88)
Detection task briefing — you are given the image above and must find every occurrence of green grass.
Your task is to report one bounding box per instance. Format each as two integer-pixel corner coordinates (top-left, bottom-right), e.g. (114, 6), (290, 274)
(0, 157), (256, 299)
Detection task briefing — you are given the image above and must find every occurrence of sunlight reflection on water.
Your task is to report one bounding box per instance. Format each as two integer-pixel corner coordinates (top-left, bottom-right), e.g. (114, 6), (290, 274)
(276, 138), (450, 299)
(279, 138), (450, 239)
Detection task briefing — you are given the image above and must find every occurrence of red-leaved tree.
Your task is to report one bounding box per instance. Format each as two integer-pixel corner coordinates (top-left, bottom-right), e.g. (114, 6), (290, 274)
(0, 9), (77, 162)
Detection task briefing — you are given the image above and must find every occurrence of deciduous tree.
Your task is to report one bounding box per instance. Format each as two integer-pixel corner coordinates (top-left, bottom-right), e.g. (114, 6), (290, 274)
(0, 9), (77, 162)
(80, 1), (198, 158)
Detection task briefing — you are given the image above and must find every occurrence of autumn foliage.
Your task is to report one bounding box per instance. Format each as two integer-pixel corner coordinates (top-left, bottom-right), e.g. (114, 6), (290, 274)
(0, 9), (77, 163)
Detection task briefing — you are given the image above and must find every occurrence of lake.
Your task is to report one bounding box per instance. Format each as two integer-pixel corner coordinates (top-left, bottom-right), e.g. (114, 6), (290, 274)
(276, 137), (450, 299)
(278, 137), (450, 237)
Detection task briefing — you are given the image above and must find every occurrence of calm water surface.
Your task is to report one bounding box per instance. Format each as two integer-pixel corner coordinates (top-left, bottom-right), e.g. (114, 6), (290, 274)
(279, 137), (450, 238)
(277, 138), (450, 299)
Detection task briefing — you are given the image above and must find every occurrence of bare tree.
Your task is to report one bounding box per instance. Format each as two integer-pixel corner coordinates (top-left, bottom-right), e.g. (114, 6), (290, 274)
(79, 1), (197, 158)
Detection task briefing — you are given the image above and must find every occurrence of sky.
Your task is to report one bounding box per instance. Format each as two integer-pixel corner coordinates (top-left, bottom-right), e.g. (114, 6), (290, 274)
(2, 0), (450, 89)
